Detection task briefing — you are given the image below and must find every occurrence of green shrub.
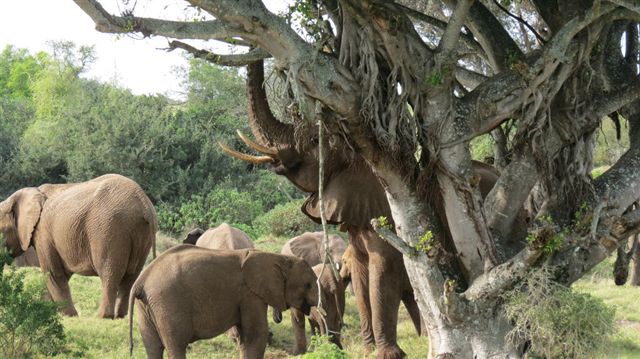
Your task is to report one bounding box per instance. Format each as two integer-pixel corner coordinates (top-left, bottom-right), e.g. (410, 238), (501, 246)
(156, 186), (263, 235)
(503, 267), (616, 359)
(252, 199), (321, 237)
(0, 250), (66, 358)
(302, 335), (349, 359)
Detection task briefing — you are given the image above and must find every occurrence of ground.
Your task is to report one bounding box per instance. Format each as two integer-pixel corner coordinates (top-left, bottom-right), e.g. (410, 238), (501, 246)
(17, 234), (640, 358)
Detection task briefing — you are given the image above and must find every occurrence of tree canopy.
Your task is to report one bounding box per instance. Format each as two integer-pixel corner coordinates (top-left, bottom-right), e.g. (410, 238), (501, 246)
(72, 1), (640, 357)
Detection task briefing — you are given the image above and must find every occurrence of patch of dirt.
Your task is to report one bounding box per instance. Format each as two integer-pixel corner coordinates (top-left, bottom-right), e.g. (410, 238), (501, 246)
(617, 320), (640, 329)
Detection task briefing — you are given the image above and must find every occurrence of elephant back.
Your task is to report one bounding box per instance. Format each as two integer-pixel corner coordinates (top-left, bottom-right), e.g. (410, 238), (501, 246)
(282, 232), (346, 268)
(195, 223), (254, 250)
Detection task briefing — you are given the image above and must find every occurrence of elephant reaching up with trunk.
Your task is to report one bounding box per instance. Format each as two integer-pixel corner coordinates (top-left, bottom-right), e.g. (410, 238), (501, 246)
(0, 174), (157, 318)
(183, 223), (254, 250)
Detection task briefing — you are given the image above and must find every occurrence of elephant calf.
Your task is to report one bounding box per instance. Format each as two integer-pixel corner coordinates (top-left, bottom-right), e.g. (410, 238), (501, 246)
(287, 263), (346, 355)
(276, 232), (347, 354)
(128, 245), (318, 359)
(183, 223), (254, 250)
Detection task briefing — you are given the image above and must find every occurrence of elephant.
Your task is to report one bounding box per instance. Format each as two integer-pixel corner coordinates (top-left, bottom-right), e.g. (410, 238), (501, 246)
(13, 247), (40, 267)
(281, 231), (346, 270)
(287, 263), (346, 355)
(128, 245), (319, 359)
(183, 223), (254, 250)
(219, 60), (512, 358)
(0, 174), (157, 318)
(275, 232), (347, 354)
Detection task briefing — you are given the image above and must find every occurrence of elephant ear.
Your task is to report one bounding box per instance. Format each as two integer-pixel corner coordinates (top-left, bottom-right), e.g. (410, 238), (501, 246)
(303, 163), (391, 228)
(13, 188), (45, 251)
(241, 250), (289, 312)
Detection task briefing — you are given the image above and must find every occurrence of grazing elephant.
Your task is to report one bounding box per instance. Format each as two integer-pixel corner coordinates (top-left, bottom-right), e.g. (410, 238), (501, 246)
(0, 174), (157, 318)
(281, 231), (346, 269)
(219, 60), (512, 358)
(288, 263), (346, 355)
(183, 223), (254, 250)
(13, 247), (40, 267)
(128, 245), (318, 359)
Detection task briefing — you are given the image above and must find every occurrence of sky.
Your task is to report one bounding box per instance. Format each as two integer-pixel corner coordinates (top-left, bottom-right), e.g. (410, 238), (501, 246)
(0, 1), (288, 99)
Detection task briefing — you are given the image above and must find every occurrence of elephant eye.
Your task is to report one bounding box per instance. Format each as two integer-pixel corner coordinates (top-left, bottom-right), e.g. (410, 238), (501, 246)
(305, 282), (312, 290)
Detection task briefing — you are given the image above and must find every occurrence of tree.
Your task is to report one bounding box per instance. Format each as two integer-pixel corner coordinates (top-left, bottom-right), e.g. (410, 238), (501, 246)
(74, 1), (640, 357)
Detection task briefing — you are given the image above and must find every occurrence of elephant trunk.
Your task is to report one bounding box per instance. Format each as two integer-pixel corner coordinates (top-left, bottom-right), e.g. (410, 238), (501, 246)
(246, 60), (294, 148)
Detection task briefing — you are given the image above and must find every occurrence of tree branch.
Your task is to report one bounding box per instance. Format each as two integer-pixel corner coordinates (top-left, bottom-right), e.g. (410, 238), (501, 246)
(168, 41), (270, 66)
(371, 219), (420, 257)
(437, 0), (475, 61)
(594, 145), (640, 215)
(73, 0), (241, 41)
(463, 246), (543, 301)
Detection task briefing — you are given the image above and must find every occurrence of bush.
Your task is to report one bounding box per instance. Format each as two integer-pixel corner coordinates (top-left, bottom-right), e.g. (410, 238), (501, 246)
(503, 267), (616, 359)
(302, 335), (348, 359)
(0, 250), (66, 358)
(252, 199), (321, 237)
(156, 186), (263, 235)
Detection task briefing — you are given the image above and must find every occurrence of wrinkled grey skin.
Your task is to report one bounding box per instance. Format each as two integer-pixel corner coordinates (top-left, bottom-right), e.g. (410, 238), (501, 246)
(0, 174), (157, 318)
(128, 246), (318, 359)
(183, 223), (254, 250)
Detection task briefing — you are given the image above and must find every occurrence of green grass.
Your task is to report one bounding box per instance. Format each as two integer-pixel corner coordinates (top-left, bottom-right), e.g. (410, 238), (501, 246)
(13, 237), (640, 358)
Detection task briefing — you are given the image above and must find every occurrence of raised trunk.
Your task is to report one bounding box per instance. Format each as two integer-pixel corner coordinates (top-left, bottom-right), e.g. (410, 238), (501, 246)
(245, 60), (295, 147)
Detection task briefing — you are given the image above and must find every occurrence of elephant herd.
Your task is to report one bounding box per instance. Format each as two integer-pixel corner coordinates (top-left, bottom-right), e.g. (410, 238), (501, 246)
(0, 174), (409, 358)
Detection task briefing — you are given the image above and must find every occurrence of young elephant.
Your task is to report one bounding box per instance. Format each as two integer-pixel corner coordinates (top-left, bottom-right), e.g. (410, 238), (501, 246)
(289, 263), (346, 355)
(0, 174), (157, 318)
(128, 245), (318, 359)
(281, 231), (347, 269)
(183, 223), (254, 250)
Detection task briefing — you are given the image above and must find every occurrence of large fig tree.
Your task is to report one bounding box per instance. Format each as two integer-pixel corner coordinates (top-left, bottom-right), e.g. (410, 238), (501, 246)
(74, 0), (640, 357)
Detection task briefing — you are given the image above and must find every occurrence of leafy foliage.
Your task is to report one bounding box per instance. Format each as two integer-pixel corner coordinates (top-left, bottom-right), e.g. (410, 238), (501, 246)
(253, 199), (322, 237)
(301, 335), (349, 359)
(503, 267), (616, 359)
(0, 249), (66, 358)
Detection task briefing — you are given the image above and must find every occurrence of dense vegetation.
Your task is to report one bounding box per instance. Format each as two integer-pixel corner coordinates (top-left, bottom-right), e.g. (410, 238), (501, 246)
(0, 43), (318, 238)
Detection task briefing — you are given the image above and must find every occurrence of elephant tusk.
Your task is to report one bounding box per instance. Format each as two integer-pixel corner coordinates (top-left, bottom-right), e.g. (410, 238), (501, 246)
(218, 142), (274, 164)
(236, 130), (278, 156)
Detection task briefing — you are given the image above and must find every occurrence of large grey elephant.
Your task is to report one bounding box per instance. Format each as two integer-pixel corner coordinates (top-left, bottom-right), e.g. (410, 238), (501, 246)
(183, 223), (254, 250)
(219, 60), (522, 358)
(128, 245), (318, 359)
(0, 174), (157, 318)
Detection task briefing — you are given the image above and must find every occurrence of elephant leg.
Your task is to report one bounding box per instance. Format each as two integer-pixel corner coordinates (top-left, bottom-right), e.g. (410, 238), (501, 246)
(137, 303), (165, 359)
(348, 246), (375, 350)
(98, 277), (119, 319)
(227, 326), (241, 345)
(238, 302), (269, 359)
(291, 308), (307, 355)
(115, 273), (138, 318)
(46, 271), (78, 317)
(365, 234), (406, 359)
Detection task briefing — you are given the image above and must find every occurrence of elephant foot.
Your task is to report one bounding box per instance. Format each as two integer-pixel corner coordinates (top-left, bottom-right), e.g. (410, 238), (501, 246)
(363, 342), (376, 355)
(376, 345), (406, 359)
(292, 347), (307, 356)
(63, 307), (79, 317)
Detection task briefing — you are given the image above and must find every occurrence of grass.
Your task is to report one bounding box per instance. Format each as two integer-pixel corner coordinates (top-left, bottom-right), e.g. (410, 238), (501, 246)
(13, 235), (640, 358)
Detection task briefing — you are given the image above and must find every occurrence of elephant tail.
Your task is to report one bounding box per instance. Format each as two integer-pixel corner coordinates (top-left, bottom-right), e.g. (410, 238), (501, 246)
(128, 281), (143, 356)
